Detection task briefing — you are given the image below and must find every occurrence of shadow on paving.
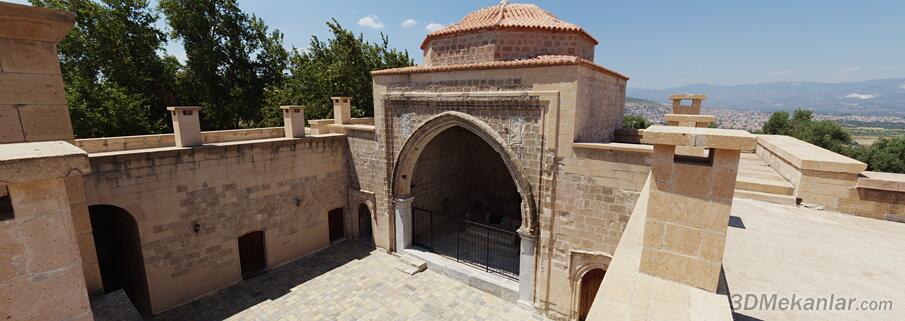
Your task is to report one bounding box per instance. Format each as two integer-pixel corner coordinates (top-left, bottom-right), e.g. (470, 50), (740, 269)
(146, 241), (374, 321)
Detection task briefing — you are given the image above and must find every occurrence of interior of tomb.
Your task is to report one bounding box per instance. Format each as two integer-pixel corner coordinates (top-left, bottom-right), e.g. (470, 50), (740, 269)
(411, 126), (522, 231)
(409, 126), (522, 278)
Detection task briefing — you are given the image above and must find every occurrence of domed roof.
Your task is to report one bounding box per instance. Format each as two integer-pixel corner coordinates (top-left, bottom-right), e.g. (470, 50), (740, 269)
(421, 2), (597, 48)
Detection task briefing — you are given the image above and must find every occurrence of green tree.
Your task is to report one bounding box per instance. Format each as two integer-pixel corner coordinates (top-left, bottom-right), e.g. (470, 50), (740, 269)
(850, 137), (905, 173)
(160, 0), (288, 130)
(31, 0), (180, 138)
(622, 115), (651, 130)
(763, 111), (792, 135)
(263, 19), (413, 125)
(762, 108), (853, 153)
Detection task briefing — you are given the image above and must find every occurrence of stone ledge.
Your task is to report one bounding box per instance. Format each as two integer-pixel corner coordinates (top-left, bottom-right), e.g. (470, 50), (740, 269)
(663, 114), (716, 123)
(0, 2), (74, 43)
(0, 141), (89, 183)
(756, 134), (866, 174)
(641, 125), (756, 151)
(402, 248), (519, 303)
(573, 142), (652, 154)
(857, 171), (905, 193)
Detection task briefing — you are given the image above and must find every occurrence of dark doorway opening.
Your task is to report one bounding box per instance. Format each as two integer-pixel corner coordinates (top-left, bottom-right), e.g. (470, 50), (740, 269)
(89, 205), (151, 315)
(328, 208), (344, 243)
(238, 231), (267, 279)
(358, 204), (373, 245)
(410, 126), (522, 279)
(578, 268), (606, 321)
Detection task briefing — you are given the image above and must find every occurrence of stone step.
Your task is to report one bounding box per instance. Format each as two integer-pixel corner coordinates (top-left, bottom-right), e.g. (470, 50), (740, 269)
(393, 252), (427, 275)
(734, 189), (798, 206)
(735, 175), (795, 196)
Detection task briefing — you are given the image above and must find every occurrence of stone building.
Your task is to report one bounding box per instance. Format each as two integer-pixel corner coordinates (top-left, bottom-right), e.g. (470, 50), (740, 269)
(2, 1), (905, 321)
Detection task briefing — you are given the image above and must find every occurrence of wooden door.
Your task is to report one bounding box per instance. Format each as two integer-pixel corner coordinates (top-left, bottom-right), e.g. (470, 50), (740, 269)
(238, 231), (266, 279)
(358, 204), (373, 244)
(578, 269), (606, 321)
(328, 208), (344, 243)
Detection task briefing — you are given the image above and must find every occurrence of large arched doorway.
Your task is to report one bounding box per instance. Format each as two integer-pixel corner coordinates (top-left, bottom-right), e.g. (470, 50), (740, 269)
(89, 205), (151, 315)
(408, 126), (522, 278)
(392, 112), (538, 304)
(577, 268), (606, 321)
(358, 204), (374, 245)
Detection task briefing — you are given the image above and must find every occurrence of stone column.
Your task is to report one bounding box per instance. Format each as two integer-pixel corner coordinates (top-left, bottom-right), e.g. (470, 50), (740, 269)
(0, 141), (92, 321)
(0, 2), (104, 297)
(393, 196), (414, 251)
(332, 96), (352, 125)
(517, 235), (536, 308)
(167, 106), (202, 147)
(280, 105), (306, 138)
(639, 125), (755, 292)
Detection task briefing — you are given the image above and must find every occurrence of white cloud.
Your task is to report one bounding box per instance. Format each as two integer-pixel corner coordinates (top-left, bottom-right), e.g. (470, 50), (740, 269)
(358, 15), (385, 29)
(845, 93), (876, 100)
(425, 23), (446, 32)
(401, 19), (418, 29)
(837, 66), (862, 73)
(899, 83), (905, 90)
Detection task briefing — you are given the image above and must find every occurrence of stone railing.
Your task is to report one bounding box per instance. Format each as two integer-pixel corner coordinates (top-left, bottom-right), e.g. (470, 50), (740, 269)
(755, 134), (905, 222)
(75, 127), (287, 153)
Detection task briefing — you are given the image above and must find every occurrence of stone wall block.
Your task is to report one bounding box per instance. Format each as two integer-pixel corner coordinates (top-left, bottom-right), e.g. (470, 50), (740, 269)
(0, 104), (24, 143)
(18, 104), (74, 141)
(0, 73), (67, 105)
(0, 38), (60, 74)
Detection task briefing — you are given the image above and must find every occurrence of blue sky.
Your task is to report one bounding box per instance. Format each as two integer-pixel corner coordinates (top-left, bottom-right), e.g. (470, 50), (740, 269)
(10, 0), (905, 89)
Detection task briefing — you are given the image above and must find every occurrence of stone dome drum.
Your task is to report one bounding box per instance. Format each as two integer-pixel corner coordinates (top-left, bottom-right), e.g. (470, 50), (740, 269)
(421, 2), (598, 66)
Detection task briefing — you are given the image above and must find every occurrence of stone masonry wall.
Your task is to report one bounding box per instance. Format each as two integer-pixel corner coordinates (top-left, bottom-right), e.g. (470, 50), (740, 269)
(84, 136), (347, 314)
(424, 30), (596, 66)
(536, 148), (650, 320)
(345, 129), (389, 248)
(411, 127), (475, 214)
(574, 67), (627, 143)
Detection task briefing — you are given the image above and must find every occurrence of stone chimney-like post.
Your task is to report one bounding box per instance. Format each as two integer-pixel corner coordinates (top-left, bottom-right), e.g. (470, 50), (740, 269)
(639, 125), (755, 292)
(280, 105), (306, 138)
(666, 94), (714, 128)
(670, 94), (706, 114)
(167, 106), (202, 147)
(332, 96), (352, 125)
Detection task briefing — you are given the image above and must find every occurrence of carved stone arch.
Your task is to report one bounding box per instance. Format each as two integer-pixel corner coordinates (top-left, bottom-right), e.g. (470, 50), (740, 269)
(391, 111), (538, 237)
(569, 252), (613, 320)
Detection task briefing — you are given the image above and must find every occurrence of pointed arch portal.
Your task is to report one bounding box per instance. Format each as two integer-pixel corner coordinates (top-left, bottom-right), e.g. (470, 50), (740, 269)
(391, 111), (537, 305)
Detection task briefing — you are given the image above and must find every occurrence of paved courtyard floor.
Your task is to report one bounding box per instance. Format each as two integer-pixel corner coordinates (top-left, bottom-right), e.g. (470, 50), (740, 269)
(146, 241), (547, 321)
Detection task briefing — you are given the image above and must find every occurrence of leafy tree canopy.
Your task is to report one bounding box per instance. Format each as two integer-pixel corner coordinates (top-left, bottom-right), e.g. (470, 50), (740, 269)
(32, 0), (180, 138)
(159, 0), (288, 130)
(262, 19), (413, 126)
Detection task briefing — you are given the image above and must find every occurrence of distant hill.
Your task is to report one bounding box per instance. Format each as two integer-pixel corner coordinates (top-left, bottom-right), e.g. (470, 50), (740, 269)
(624, 97), (669, 124)
(628, 78), (905, 115)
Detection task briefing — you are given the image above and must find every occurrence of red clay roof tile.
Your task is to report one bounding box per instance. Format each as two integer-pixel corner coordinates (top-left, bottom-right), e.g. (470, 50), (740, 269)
(371, 55), (628, 80)
(421, 3), (598, 49)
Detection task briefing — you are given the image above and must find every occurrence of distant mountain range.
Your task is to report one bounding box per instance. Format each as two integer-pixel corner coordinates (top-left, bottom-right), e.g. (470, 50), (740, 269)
(628, 78), (905, 115)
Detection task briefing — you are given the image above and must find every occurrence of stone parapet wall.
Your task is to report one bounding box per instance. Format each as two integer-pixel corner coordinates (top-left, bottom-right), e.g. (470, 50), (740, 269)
(755, 135), (905, 222)
(83, 136), (347, 314)
(75, 127), (287, 153)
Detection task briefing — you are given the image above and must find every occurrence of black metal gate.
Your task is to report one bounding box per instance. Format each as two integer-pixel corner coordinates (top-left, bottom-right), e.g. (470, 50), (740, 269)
(412, 207), (520, 280)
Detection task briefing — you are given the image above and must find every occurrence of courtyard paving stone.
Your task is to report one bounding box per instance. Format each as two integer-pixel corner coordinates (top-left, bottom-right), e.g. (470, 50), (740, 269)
(147, 241), (547, 321)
